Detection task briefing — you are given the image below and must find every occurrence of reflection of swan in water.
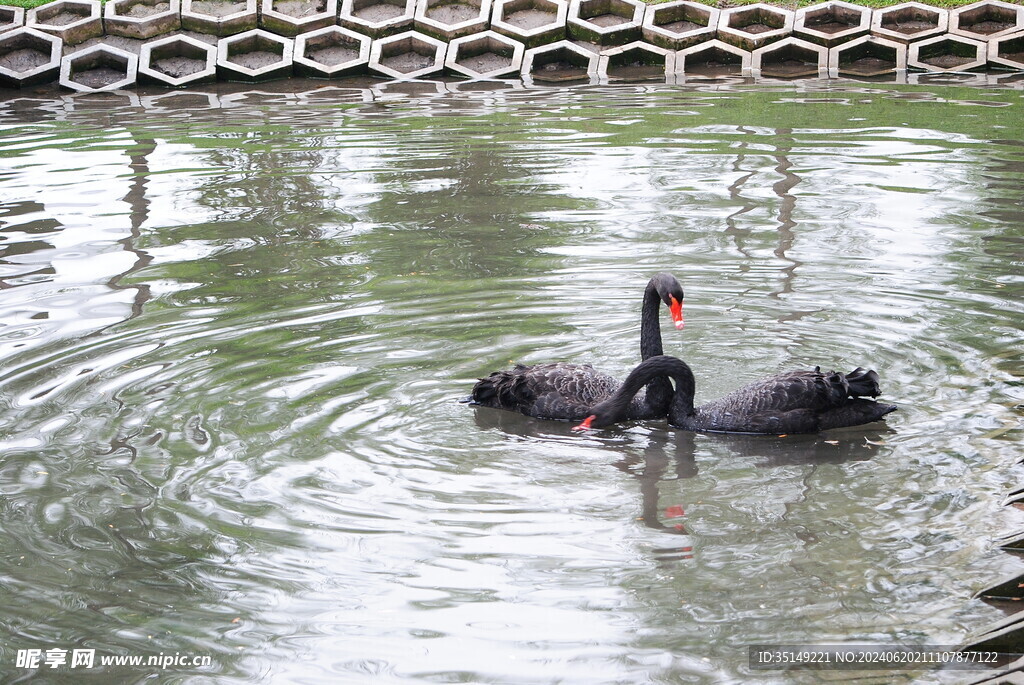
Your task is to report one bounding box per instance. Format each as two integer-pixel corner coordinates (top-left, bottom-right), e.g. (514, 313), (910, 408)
(614, 431), (698, 563)
(611, 428), (884, 540)
(475, 405), (888, 565)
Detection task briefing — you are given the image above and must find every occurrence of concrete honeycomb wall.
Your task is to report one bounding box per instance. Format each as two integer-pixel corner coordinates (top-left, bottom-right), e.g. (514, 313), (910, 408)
(0, 1), (1021, 91)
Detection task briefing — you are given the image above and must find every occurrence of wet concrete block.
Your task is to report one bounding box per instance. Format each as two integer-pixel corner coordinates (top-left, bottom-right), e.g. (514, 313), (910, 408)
(490, 0), (566, 48)
(566, 0), (644, 46)
(181, 0), (257, 36)
(969, 667), (1024, 685)
(141, 89), (221, 109)
(962, 611), (1024, 655)
(260, 0), (338, 37)
(951, 0), (1024, 41)
(794, 1), (870, 48)
(1, 7), (25, 34)
(368, 29), (446, 78)
(675, 38), (751, 78)
(908, 34), (987, 71)
(520, 38), (597, 82)
(870, 2), (949, 44)
(414, 0), (492, 41)
(104, 0), (181, 39)
(338, 0), (415, 38)
(596, 39), (673, 80)
(0, 27), (62, 86)
(828, 34), (906, 77)
(641, 0), (717, 51)
(138, 33), (217, 85)
(718, 3), (794, 51)
(989, 31), (1024, 70)
(27, 0), (103, 45)
(997, 528), (1024, 550)
(975, 570), (1024, 601)
(217, 28), (294, 79)
(59, 43), (138, 90)
(752, 36), (828, 78)
(445, 29), (523, 78)
(294, 25), (371, 75)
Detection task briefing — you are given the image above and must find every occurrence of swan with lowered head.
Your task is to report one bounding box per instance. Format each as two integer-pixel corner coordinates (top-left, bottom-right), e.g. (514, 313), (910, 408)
(573, 354), (897, 434)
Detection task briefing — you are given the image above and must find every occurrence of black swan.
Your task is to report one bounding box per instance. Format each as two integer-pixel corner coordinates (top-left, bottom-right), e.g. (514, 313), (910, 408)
(573, 355), (897, 435)
(467, 273), (685, 421)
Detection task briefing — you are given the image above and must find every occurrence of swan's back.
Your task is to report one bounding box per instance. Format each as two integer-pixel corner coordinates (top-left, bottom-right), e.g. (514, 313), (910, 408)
(470, 363), (648, 421)
(685, 367), (895, 433)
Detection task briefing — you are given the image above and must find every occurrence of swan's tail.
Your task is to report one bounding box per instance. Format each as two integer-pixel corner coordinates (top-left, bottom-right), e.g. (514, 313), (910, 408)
(469, 375), (501, 406)
(844, 367), (881, 398)
(469, 367), (528, 409)
(818, 399), (897, 430)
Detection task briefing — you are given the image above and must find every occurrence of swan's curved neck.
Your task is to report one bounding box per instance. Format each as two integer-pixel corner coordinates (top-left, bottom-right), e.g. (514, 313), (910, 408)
(599, 355), (696, 423)
(640, 282), (663, 361)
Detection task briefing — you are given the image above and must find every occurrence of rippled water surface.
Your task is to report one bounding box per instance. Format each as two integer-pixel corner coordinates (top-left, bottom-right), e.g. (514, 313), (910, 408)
(1, 79), (1023, 683)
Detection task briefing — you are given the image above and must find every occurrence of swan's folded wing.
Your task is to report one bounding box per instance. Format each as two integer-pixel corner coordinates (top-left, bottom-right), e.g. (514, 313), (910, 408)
(699, 370), (848, 417)
(528, 365), (621, 420)
(473, 362), (622, 420)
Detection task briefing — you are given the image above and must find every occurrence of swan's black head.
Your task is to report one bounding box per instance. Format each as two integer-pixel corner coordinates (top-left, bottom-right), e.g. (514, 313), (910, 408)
(571, 395), (630, 431)
(571, 406), (617, 432)
(652, 272), (684, 330)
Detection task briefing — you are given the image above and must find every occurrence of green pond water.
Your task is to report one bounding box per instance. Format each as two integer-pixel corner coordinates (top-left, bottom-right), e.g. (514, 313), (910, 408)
(0, 78), (1023, 683)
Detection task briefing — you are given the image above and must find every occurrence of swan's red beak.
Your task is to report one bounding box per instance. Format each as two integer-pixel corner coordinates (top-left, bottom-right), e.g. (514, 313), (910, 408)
(669, 296), (684, 330)
(572, 416), (595, 432)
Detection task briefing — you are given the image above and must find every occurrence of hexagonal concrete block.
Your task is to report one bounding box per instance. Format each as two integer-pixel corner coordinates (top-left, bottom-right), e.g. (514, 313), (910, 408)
(490, 0), (566, 48)
(59, 43), (138, 91)
(641, 1), (717, 50)
(988, 32), (1024, 70)
(950, 0), (1024, 40)
(368, 29), (446, 78)
(870, 2), (948, 44)
(294, 25), (371, 76)
(181, 0), (257, 36)
(414, 0), (492, 41)
(217, 28), (294, 80)
(751, 36), (828, 78)
(827, 34), (906, 77)
(27, 0), (102, 45)
(596, 40), (673, 80)
(676, 38), (750, 78)
(139, 33), (217, 85)
(0, 27), (61, 86)
(794, 1), (870, 48)
(1, 7), (26, 34)
(104, 0), (181, 39)
(445, 29), (524, 78)
(260, 0), (338, 37)
(339, 0), (415, 37)
(718, 3), (794, 51)
(520, 38), (597, 82)
(566, 0), (644, 46)
(907, 34), (987, 71)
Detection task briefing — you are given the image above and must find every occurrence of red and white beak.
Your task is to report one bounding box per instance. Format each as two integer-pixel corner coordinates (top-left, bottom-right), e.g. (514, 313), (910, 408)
(669, 296), (684, 330)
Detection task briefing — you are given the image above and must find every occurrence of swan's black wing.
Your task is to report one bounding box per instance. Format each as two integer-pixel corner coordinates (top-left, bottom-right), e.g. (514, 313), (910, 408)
(687, 367), (893, 433)
(470, 363), (623, 421)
